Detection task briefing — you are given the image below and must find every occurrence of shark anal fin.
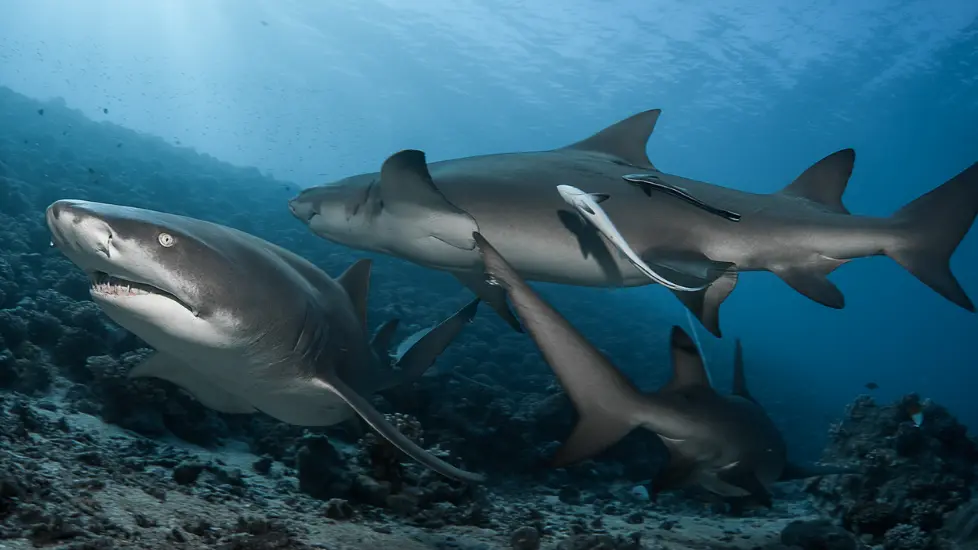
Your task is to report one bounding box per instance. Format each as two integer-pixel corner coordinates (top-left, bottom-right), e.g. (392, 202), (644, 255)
(772, 259), (846, 309)
(337, 259), (373, 330)
(379, 149), (479, 250)
(313, 375), (485, 483)
(779, 148), (855, 214)
(622, 174), (742, 222)
(452, 271), (523, 333)
(128, 352), (257, 414)
(561, 109), (661, 170)
(717, 467), (773, 508)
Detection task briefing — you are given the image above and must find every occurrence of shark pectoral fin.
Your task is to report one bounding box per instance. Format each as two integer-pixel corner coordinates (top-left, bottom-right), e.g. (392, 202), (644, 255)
(778, 460), (856, 480)
(390, 297), (480, 385)
(561, 108), (661, 169)
(452, 271), (523, 333)
(552, 408), (636, 468)
(337, 259), (373, 330)
(128, 352), (257, 414)
(312, 376), (485, 483)
(716, 467), (773, 508)
(779, 149), (854, 214)
(378, 149), (479, 250)
(371, 318), (401, 359)
(772, 262), (846, 309)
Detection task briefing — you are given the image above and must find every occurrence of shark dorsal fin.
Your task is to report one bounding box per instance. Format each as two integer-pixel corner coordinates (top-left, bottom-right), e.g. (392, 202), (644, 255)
(378, 150), (479, 250)
(371, 318), (400, 359)
(561, 109), (661, 170)
(779, 149), (855, 214)
(337, 259), (372, 330)
(732, 338), (756, 403)
(664, 326), (711, 391)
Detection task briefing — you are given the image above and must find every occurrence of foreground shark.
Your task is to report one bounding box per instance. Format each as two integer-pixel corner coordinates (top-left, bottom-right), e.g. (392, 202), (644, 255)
(46, 199), (484, 482)
(473, 232), (848, 504)
(289, 108), (978, 337)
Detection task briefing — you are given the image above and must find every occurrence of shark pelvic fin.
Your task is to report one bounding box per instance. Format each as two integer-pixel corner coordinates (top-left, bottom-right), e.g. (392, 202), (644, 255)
(379, 149), (480, 250)
(370, 318), (400, 359)
(128, 352), (257, 414)
(337, 259), (373, 330)
(779, 148), (855, 214)
(561, 109), (661, 169)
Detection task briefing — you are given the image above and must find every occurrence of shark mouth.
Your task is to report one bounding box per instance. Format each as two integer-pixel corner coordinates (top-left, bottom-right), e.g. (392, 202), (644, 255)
(89, 271), (196, 314)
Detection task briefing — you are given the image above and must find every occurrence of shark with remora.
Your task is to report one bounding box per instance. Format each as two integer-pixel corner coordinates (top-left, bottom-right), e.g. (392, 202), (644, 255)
(289, 109), (978, 337)
(46, 199), (484, 482)
(473, 231), (850, 504)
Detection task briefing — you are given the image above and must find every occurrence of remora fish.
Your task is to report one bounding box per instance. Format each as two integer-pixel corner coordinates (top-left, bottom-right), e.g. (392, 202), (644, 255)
(46, 199), (484, 482)
(289, 109), (978, 337)
(474, 231), (851, 505)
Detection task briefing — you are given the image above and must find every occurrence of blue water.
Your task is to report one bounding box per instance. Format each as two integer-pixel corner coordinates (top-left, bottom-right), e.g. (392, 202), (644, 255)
(1, 0), (976, 459)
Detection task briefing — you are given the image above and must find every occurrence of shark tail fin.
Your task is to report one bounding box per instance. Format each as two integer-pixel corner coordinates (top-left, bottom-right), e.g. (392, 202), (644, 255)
(886, 161), (978, 312)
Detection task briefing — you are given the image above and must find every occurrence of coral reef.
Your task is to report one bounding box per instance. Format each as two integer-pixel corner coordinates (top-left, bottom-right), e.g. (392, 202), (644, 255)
(806, 394), (978, 549)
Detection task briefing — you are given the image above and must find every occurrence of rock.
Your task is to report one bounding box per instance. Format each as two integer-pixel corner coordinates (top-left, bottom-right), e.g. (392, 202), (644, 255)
(510, 525), (540, 550)
(172, 461), (205, 485)
(781, 519), (858, 550)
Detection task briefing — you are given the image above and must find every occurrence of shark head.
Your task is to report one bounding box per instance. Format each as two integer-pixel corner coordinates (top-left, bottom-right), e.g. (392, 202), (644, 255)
(45, 199), (301, 352)
(288, 173), (385, 252)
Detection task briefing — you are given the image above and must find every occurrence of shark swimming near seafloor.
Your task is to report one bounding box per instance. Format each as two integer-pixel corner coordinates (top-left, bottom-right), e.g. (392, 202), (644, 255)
(473, 231), (851, 505)
(46, 199), (485, 482)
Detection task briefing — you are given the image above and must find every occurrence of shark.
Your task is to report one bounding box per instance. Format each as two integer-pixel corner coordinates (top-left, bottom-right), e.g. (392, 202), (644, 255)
(46, 199), (484, 483)
(473, 231), (850, 505)
(288, 108), (978, 337)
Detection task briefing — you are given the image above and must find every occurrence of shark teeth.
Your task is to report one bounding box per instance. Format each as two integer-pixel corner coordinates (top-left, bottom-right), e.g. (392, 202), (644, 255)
(90, 272), (154, 297)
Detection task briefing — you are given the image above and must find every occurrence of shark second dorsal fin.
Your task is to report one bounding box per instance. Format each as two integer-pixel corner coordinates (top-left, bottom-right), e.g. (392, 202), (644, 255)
(779, 149), (855, 215)
(370, 318), (400, 359)
(731, 339), (757, 403)
(378, 150), (479, 250)
(664, 326), (712, 392)
(561, 109), (661, 170)
(337, 259), (372, 330)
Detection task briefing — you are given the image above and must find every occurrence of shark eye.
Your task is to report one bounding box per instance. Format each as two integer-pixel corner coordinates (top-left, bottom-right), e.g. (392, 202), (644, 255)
(158, 233), (175, 247)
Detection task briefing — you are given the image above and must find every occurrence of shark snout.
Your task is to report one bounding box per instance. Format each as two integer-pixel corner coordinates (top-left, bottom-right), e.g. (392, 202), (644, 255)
(287, 196), (316, 223)
(46, 199), (113, 262)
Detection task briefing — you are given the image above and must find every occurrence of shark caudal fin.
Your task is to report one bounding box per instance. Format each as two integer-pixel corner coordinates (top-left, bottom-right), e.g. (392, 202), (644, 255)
(886, 161), (978, 312)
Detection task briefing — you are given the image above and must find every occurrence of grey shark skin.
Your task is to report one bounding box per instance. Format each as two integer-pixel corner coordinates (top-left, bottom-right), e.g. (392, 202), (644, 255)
(473, 232), (849, 504)
(289, 108), (978, 337)
(46, 199), (484, 483)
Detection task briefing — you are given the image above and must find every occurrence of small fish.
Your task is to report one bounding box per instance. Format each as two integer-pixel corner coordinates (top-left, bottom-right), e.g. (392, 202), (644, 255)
(907, 403), (924, 427)
(865, 382), (879, 390)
